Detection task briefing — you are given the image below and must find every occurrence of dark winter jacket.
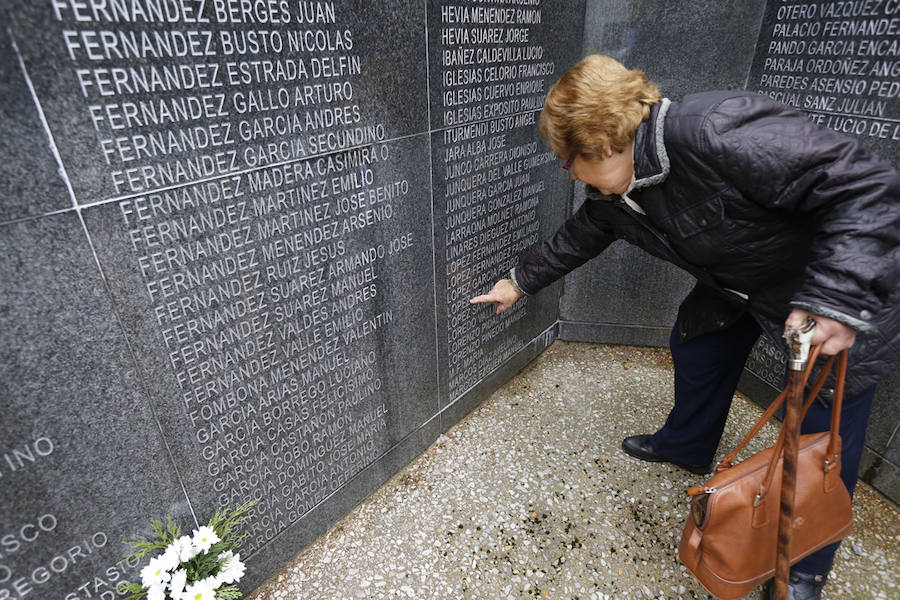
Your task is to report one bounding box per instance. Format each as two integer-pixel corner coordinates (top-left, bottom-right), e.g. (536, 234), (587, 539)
(514, 91), (900, 396)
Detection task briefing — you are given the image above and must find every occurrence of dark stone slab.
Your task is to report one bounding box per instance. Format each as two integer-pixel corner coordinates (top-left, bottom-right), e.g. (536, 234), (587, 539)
(81, 132), (439, 588)
(860, 448), (900, 505)
(583, 0), (767, 98)
(8, 0), (428, 205)
(743, 336), (787, 394)
(866, 372), (900, 455)
(557, 322), (672, 348)
(0, 212), (189, 599)
(427, 0), (585, 131)
(737, 369), (781, 411)
(559, 240), (695, 332)
(0, 26), (70, 222)
(747, 0), (900, 165)
(432, 117), (567, 406)
(885, 429), (900, 465)
(878, 381), (900, 468)
(426, 0), (585, 406)
(6, 0), (451, 588)
(3, 0), (592, 594)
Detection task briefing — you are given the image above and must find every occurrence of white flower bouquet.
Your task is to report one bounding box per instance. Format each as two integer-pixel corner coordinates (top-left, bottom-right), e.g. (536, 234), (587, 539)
(119, 500), (258, 600)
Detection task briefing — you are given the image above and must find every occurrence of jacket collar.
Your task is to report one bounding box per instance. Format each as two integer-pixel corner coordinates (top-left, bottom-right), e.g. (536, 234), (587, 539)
(632, 98), (671, 191)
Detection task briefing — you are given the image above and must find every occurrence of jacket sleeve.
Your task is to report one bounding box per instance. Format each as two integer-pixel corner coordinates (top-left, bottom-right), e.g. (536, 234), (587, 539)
(514, 193), (617, 295)
(702, 95), (900, 331)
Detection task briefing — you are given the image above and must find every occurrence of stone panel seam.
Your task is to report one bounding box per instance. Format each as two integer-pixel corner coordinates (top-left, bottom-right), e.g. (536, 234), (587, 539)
(8, 27), (78, 211)
(9, 26), (201, 529)
(887, 419), (899, 449)
(424, 0), (442, 414)
(76, 130), (431, 208)
(64, 115), (545, 209)
(557, 319), (672, 332)
(0, 205), (74, 228)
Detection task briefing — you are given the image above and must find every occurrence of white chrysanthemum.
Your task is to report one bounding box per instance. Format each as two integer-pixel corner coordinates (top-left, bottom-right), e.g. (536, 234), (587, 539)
(181, 579), (217, 600)
(146, 584), (166, 600)
(216, 551), (246, 584)
(168, 568), (188, 597)
(191, 526), (220, 553)
(139, 556), (171, 587)
(171, 535), (198, 562)
(159, 544), (181, 571)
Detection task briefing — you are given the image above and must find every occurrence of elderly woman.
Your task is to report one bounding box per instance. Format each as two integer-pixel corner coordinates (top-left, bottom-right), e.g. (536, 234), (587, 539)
(471, 54), (900, 599)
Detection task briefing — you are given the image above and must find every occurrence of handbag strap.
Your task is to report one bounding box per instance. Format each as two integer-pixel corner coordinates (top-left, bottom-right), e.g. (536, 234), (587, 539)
(826, 350), (848, 466)
(756, 348), (847, 504)
(716, 345), (825, 471)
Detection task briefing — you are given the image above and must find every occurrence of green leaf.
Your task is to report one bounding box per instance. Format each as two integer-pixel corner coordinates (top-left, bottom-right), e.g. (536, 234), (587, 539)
(215, 585), (243, 600)
(119, 538), (166, 565)
(208, 498), (260, 551)
(119, 515), (183, 565)
(187, 547), (224, 580)
(116, 582), (148, 600)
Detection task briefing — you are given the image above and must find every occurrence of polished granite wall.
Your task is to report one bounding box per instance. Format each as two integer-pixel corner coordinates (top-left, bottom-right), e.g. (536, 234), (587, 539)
(3, 2), (898, 599)
(1, 1), (583, 596)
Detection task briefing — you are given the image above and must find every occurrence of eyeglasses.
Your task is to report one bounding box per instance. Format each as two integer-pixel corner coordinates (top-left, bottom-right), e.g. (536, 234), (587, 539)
(561, 156), (574, 172)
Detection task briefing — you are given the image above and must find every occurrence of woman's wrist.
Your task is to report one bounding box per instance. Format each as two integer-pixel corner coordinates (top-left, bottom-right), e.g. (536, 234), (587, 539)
(508, 268), (525, 296)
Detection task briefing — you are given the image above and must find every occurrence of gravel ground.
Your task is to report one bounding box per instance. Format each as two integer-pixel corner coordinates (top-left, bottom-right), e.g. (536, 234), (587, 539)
(248, 342), (899, 600)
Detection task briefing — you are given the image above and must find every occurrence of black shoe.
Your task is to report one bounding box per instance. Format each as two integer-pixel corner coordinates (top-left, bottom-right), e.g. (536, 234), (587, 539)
(763, 571), (828, 600)
(621, 435), (711, 475)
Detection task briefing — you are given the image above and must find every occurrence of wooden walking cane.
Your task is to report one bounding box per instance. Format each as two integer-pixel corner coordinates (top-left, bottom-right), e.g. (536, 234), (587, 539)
(774, 317), (816, 599)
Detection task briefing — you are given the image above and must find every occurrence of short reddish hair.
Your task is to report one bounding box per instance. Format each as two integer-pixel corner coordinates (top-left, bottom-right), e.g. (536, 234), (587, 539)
(539, 55), (661, 159)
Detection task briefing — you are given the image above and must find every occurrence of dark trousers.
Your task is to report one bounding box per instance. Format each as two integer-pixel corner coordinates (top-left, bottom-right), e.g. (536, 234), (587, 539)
(651, 313), (876, 575)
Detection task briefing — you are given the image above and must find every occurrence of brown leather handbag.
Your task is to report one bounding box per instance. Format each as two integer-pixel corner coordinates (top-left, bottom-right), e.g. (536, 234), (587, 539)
(678, 348), (853, 600)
